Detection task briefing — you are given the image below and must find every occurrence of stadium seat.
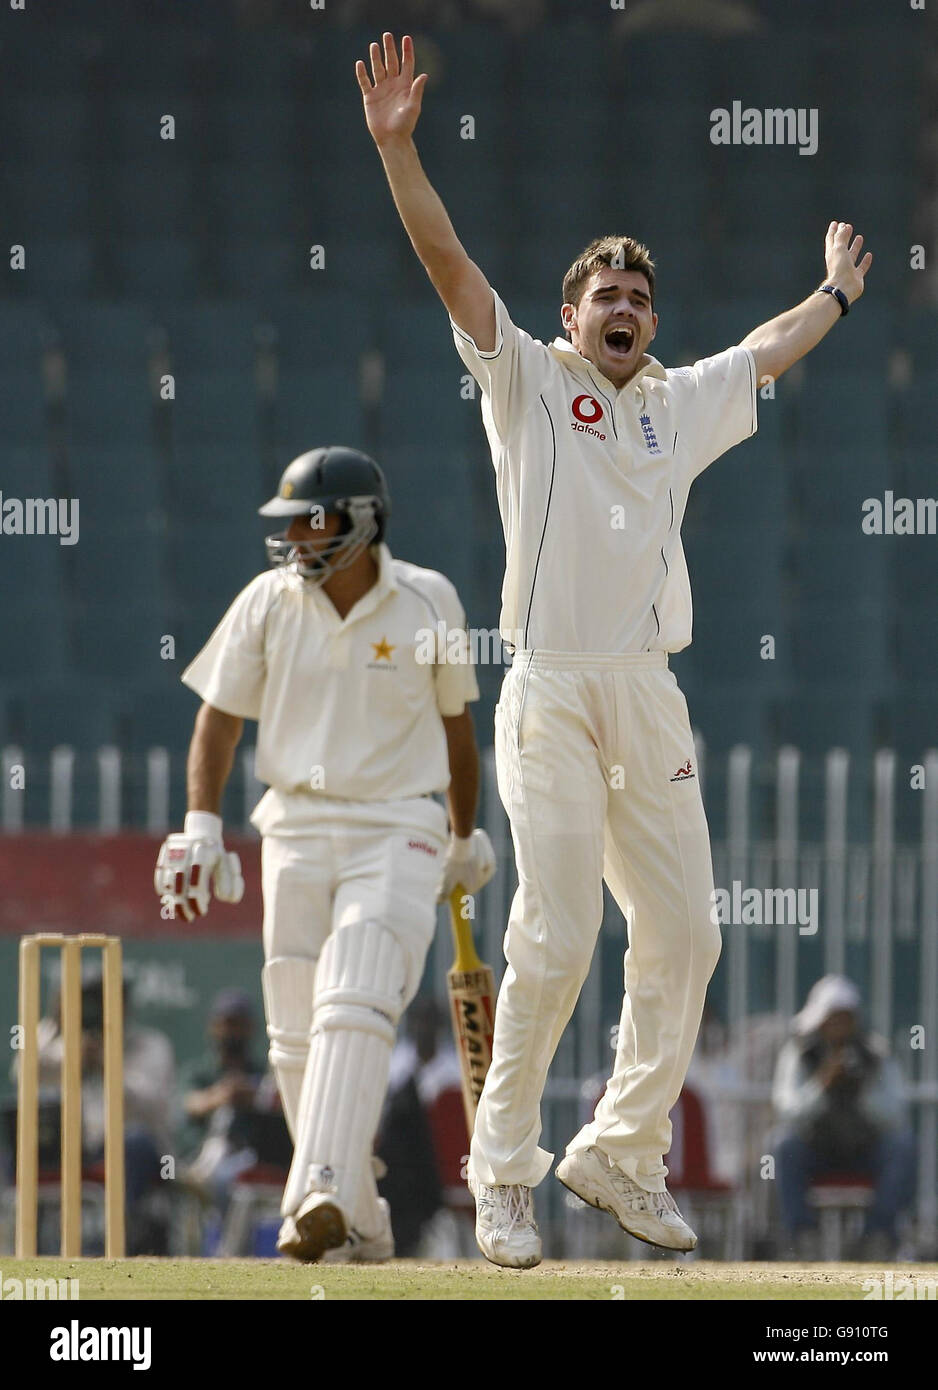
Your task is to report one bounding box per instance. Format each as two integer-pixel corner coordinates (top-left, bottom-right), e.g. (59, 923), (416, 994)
(690, 600), (788, 687)
(785, 527), (887, 606)
(68, 520), (165, 603)
(791, 600), (888, 687)
(261, 294), (377, 367)
(14, 681), (122, 753)
(109, 164), (195, 235)
(164, 442), (266, 519)
(64, 371), (154, 446)
(0, 602), (68, 682)
(790, 370), (889, 453)
(70, 599), (174, 682)
(208, 161), (296, 238)
(0, 372), (47, 445)
(166, 521), (263, 613)
(5, 95), (90, 162)
(789, 444), (889, 526)
(66, 445), (164, 522)
(113, 238), (202, 299)
(54, 303), (153, 372)
(685, 682), (768, 757)
(273, 365), (364, 454)
(892, 536), (938, 606)
(21, 238), (95, 296)
(379, 367), (476, 454)
(158, 302), (261, 373)
(767, 689), (875, 760)
(217, 240), (301, 298)
(895, 609), (938, 685)
(1, 444), (54, 499)
(686, 530), (783, 604)
(170, 369), (260, 447)
(108, 95), (197, 160)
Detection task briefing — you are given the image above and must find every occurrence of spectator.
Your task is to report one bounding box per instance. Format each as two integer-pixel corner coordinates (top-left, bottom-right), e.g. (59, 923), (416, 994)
(771, 975), (915, 1260)
(180, 990), (291, 1221)
(375, 998), (454, 1255)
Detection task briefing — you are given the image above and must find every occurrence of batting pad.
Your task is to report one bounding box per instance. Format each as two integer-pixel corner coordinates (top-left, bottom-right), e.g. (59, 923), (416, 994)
(281, 920), (406, 1220)
(262, 955), (317, 1141)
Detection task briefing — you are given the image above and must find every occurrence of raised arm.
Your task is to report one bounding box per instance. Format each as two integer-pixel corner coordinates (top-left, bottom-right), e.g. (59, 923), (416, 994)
(356, 32), (496, 351)
(740, 221), (873, 383)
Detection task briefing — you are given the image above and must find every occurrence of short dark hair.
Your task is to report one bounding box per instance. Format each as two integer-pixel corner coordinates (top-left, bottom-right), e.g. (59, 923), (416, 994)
(562, 235), (656, 311)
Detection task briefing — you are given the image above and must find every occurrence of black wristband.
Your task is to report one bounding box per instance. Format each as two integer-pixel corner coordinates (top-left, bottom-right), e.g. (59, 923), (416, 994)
(816, 284), (849, 316)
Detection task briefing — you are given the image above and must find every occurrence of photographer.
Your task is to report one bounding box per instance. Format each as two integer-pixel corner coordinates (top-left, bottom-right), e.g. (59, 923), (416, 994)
(771, 975), (915, 1260)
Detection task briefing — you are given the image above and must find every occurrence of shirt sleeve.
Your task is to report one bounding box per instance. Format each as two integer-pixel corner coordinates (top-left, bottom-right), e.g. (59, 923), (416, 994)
(450, 288), (548, 442)
(431, 581), (480, 717)
(772, 1039), (827, 1127)
(181, 574), (274, 720)
(667, 344), (758, 480)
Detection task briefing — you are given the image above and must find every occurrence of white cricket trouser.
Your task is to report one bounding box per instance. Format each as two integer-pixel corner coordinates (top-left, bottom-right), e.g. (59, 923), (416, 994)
(468, 651), (721, 1194)
(260, 795), (447, 1230)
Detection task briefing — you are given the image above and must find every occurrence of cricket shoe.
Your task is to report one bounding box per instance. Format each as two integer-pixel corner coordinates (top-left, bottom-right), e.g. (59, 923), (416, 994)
(321, 1198), (394, 1263)
(276, 1191), (348, 1263)
(556, 1146), (697, 1252)
(470, 1178), (542, 1269)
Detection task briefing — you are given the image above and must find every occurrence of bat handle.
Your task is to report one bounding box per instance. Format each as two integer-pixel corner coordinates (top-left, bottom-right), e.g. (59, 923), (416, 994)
(449, 882), (484, 972)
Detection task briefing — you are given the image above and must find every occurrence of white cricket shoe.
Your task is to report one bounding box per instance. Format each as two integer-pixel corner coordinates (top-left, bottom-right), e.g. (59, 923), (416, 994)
(276, 1191), (348, 1263)
(470, 1178), (542, 1269)
(321, 1198), (395, 1264)
(556, 1146), (697, 1252)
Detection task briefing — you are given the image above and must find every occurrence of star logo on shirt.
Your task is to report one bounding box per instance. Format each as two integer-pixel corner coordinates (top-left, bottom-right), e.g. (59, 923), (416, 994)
(371, 637), (395, 662)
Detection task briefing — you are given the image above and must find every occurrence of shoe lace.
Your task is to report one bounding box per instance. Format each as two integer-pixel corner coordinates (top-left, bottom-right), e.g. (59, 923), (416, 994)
(502, 1185), (534, 1230)
(608, 1171), (680, 1218)
(479, 1183), (534, 1230)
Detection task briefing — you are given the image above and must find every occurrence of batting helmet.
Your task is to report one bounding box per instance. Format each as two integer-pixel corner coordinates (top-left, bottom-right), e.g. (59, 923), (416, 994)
(259, 446), (390, 584)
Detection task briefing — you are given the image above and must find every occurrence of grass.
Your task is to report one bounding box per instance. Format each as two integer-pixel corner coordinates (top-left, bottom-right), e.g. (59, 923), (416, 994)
(2, 1258), (931, 1301)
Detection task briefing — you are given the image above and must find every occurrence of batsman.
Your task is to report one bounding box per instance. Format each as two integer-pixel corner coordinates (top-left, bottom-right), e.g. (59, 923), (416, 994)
(154, 447), (494, 1261)
(359, 32), (873, 1267)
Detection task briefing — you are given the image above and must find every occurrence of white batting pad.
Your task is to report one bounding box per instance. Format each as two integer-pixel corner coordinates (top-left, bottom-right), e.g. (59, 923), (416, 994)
(262, 955), (317, 1140)
(281, 920), (406, 1219)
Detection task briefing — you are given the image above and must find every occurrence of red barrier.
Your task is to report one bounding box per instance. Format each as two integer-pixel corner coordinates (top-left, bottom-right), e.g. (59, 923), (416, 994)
(0, 834), (263, 939)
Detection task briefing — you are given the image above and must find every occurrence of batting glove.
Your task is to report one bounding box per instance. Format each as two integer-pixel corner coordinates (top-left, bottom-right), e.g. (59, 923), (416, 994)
(154, 811), (244, 923)
(438, 828), (496, 901)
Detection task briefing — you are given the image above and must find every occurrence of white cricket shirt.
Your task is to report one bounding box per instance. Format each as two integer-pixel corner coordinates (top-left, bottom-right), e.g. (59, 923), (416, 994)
(181, 544), (479, 820)
(452, 290), (758, 653)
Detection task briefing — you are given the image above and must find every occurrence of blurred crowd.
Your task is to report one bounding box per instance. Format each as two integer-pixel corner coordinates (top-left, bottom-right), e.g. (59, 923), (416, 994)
(0, 968), (920, 1259)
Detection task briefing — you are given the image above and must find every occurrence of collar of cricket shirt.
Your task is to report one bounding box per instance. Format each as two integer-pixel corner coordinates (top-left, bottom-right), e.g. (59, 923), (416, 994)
(548, 337), (669, 396)
(308, 542), (398, 628)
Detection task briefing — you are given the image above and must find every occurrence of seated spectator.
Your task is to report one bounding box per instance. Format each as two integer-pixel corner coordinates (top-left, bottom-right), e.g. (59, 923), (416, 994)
(375, 998), (451, 1255)
(180, 989), (291, 1220)
(771, 975), (915, 1260)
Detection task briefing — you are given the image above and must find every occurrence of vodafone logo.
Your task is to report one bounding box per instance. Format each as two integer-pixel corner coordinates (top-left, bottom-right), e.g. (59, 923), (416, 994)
(572, 394), (603, 424)
(570, 393), (606, 441)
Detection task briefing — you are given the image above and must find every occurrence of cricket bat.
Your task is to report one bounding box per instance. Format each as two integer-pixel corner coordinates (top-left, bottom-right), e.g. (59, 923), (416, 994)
(446, 884), (496, 1138)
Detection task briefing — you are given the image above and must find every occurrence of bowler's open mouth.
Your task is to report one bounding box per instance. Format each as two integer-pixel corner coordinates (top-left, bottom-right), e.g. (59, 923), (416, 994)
(604, 324), (635, 355)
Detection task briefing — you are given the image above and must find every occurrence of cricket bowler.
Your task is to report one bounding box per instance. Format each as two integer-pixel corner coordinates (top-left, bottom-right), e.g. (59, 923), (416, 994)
(358, 32), (872, 1267)
(154, 446), (495, 1261)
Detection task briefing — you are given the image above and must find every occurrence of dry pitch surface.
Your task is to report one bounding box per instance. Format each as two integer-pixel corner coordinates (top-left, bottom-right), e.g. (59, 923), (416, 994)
(3, 1258), (932, 1300)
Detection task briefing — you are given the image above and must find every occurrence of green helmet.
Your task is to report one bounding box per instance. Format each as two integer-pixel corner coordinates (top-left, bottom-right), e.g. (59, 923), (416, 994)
(259, 446), (390, 584)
